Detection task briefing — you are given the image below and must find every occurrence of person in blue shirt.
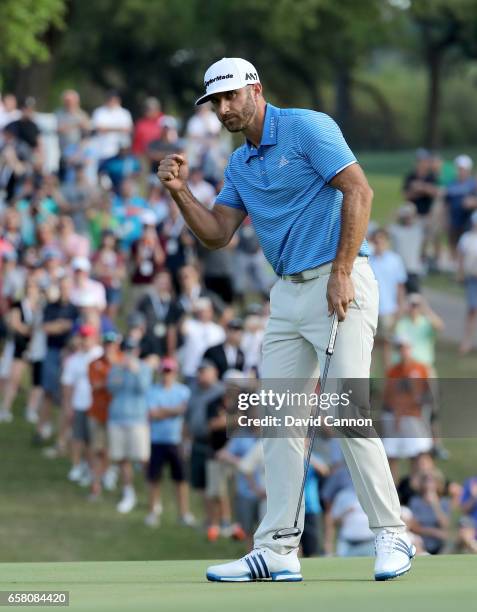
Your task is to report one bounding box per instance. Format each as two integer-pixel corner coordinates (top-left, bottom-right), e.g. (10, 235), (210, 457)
(302, 440), (329, 557)
(460, 476), (477, 538)
(107, 336), (152, 514)
(444, 155), (477, 255)
(99, 145), (141, 193)
(217, 432), (265, 551)
(158, 57), (413, 583)
(144, 357), (195, 528)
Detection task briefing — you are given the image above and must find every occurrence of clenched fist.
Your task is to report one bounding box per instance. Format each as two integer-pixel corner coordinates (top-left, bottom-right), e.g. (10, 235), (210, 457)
(157, 154), (189, 193)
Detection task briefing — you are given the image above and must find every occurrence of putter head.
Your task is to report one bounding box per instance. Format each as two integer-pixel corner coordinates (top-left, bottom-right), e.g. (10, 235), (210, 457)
(272, 527), (302, 540)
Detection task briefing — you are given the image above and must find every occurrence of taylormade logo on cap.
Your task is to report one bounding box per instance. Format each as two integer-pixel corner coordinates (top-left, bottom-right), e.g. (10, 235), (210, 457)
(196, 57), (260, 105)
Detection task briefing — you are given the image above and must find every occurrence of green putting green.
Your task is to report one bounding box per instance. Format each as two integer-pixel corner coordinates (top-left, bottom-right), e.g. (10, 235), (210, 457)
(0, 555), (474, 612)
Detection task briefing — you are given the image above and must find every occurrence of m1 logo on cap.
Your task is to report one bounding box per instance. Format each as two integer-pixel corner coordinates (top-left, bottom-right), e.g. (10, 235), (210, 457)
(245, 72), (258, 81)
(205, 73), (234, 88)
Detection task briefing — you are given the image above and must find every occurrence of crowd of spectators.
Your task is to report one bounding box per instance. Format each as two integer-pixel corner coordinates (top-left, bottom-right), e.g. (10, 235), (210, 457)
(1, 90), (476, 557)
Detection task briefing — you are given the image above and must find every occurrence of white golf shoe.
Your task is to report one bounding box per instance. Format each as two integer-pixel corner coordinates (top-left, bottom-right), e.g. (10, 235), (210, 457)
(206, 548), (302, 582)
(374, 530), (416, 581)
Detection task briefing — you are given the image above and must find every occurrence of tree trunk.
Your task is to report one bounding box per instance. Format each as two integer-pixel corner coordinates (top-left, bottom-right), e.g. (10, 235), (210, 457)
(335, 63), (353, 135)
(425, 48), (443, 149)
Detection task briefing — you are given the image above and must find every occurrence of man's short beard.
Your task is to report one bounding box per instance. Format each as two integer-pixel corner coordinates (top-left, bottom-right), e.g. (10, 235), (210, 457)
(224, 89), (256, 133)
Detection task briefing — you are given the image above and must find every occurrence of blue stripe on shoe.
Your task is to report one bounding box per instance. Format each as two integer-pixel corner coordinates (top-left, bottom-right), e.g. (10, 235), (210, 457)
(207, 572), (252, 582)
(270, 570), (303, 582)
(245, 557), (257, 580)
(257, 553), (270, 578)
(250, 556), (263, 579)
(394, 542), (412, 556)
(375, 559), (412, 581)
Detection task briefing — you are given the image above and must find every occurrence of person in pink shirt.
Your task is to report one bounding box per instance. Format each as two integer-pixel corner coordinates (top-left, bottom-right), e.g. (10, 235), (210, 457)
(58, 215), (90, 260)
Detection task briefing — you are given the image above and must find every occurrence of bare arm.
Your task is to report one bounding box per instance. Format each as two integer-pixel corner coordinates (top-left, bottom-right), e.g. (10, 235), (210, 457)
(326, 163), (373, 320)
(158, 153), (245, 249)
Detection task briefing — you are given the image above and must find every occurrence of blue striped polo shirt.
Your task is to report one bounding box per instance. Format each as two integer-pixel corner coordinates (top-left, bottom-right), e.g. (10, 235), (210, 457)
(216, 103), (370, 275)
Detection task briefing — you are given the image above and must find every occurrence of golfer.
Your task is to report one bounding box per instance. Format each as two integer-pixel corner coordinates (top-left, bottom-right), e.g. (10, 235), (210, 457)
(158, 57), (415, 582)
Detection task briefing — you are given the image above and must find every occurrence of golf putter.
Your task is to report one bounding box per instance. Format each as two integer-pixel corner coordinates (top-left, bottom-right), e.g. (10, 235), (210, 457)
(273, 311), (339, 540)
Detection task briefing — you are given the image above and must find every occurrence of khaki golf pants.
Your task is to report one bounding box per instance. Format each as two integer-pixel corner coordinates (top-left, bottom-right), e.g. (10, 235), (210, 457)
(254, 258), (405, 554)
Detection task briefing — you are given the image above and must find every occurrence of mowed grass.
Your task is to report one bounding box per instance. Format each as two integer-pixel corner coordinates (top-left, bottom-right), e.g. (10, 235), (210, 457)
(0, 411), (244, 563)
(0, 556), (475, 612)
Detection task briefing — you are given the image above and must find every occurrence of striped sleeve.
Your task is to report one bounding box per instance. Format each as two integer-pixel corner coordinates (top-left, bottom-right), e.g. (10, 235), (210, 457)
(215, 162), (247, 211)
(297, 112), (357, 183)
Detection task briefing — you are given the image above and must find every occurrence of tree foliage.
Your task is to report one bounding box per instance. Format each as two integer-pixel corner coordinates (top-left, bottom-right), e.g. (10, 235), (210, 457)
(0, 0), (65, 68)
(3, 0), (477, 148)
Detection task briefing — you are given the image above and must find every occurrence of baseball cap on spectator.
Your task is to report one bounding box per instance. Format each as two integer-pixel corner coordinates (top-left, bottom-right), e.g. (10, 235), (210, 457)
(141, 210), (157, 226)
(454, 154), (473, 170)
(2, 250), (17, 262)
(122, 336), (140, 351)
(72, 256), (91, 273)
(227, 318), (244, 330)
(160, 357), (178, 372)
(195, 57), (260, 105)
(416, 148), (431, 161)
(392, 334), (412, 347)
(194, 297), (212, 312)
(42, 247), (63, 263)
(21, 96), (36, 110)
(245, 303), (263, 317)
(103, 331), (122, 344)
(78, 324), (98, 337)
(127, 311), (147, 329)
(397, 203), (417, 219)
(160, 115), (178, 130)
(197, 358), (217, 371)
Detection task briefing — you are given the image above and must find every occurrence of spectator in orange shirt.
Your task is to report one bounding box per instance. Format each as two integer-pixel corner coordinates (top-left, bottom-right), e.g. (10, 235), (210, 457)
(88, 331), (123, 499)
(382, 336), (433, 482)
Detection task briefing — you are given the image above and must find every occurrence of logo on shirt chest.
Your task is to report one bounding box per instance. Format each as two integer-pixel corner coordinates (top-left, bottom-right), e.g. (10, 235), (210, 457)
(278, 155), (289, 168)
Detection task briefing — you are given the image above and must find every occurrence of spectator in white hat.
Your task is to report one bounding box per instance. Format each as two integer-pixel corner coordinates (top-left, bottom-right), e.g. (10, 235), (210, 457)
(70, 256), (107, 312)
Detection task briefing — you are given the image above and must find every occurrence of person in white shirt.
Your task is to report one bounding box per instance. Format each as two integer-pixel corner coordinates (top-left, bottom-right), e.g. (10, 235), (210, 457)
(179, 298), (225, 382)
(188, 167), (216, 210)
(457, 210), (477, 354)
(388, 203), (424, 293)
(185, 105), (222, 168)
(61, 324), (103, 485)
(0, 93), (21, 129)
(369, 228), (407, 370)
(331, 486), (375, 557)
(91, 92), (133, 160)
(70, 256), (107, 312)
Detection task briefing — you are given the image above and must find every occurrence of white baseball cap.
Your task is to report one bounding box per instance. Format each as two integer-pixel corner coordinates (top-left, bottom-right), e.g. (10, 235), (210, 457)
(195, 57), (260, 105)
(454, 154), (473, 170)
(72, 256), (91, 273)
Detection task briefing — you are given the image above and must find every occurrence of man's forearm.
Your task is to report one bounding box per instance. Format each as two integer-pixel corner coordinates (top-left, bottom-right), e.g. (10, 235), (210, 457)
(171, 187), (225, 249)
(332, 186), (372, 275)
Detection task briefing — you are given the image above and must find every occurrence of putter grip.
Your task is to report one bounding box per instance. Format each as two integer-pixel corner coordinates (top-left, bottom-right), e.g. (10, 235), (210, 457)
(326, 312), (339, 355)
